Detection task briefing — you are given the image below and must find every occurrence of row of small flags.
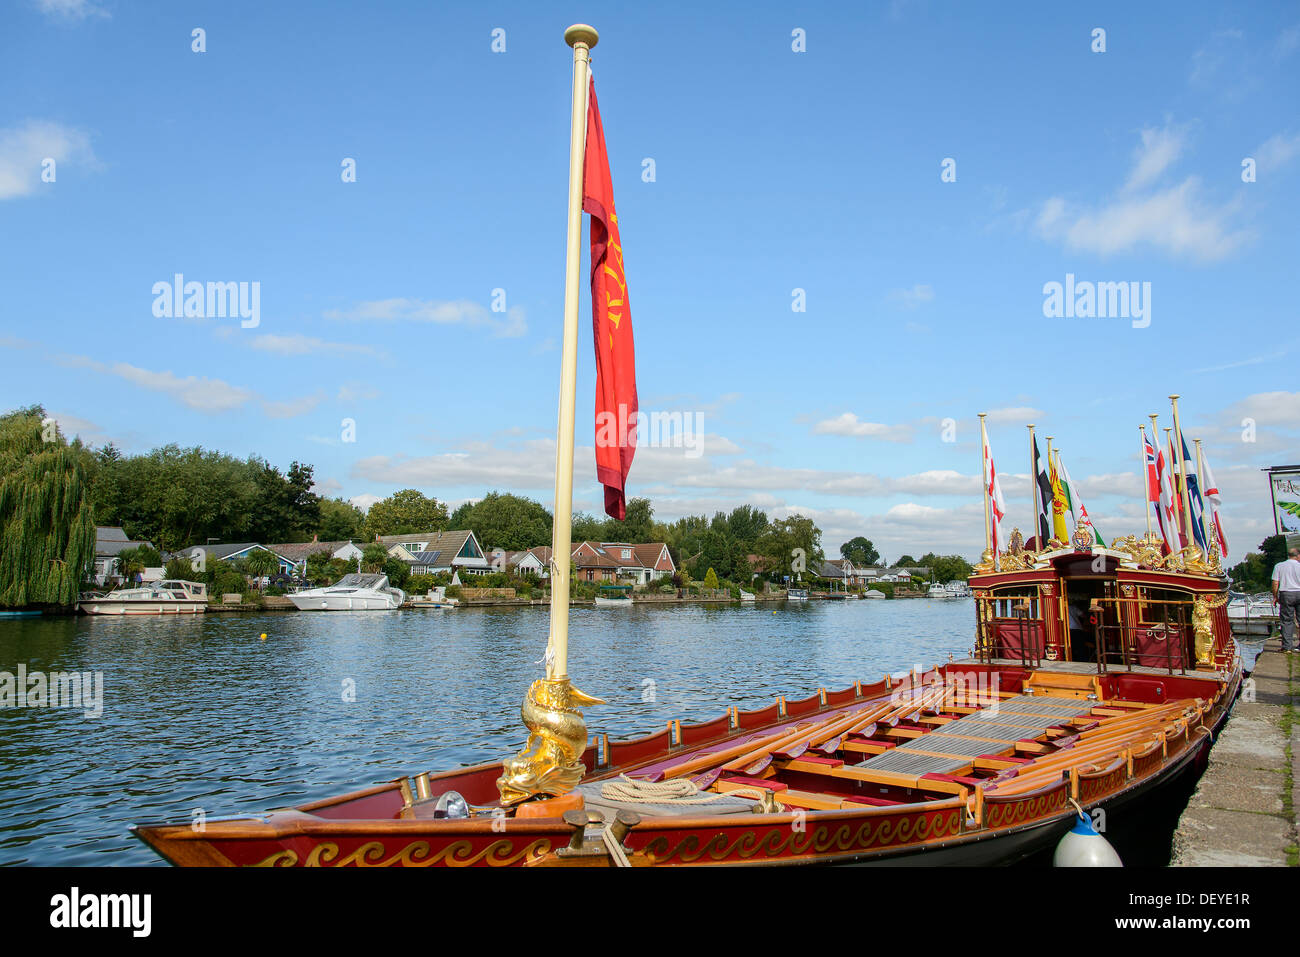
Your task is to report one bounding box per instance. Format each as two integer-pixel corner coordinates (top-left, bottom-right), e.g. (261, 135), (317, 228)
(982, 409), (1227, 567)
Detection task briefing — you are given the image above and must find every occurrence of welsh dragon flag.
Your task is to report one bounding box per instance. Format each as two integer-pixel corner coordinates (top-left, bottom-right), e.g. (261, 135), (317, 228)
(1055, 451), (1103, 545)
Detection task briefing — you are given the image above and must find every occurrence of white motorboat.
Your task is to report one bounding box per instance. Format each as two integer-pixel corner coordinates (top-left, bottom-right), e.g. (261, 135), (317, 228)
(944, 581), (971, 598)
(288, 573), (405, 611)
(408, 586), (460, 609)
(739, 590), (756, 601)
(79, 580), (208, 615)
(1227, 592), (1277, 638)
(863, 589), (886, 599)
(927, 583), (952, 599)
(786, 587), (808, 601)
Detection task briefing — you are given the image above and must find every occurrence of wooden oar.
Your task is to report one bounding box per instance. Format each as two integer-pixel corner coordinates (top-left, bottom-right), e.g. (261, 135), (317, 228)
(658, 702), (870, 782)
(700, 689), (924, 780)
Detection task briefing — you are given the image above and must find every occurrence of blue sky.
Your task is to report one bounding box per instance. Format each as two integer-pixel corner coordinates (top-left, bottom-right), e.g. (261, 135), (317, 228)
(3, 0), (1298, 560)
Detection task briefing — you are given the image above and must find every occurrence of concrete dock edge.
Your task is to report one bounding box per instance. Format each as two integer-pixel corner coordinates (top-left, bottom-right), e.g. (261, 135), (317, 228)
(1170, 641), (1297, 867)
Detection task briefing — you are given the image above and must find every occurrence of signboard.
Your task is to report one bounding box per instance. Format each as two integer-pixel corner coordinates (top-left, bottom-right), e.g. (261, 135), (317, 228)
(1266, 467), (1300, 534)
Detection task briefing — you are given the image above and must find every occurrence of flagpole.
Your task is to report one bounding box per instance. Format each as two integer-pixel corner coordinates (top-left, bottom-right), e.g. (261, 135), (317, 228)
(1028, 424), (1039, 547)
(1194, 437), (1212, 557)
(547, 24), (598, 682)
(979, 413), (992, 559)
(1139, 425), (1153, 539)
(497, 23), (603, 805)
(1163, 425), (1180, 547)
(1149, 413), (1163, 545)
(1170, 395), (1194, 549)
(1046, 435), (1055, 542)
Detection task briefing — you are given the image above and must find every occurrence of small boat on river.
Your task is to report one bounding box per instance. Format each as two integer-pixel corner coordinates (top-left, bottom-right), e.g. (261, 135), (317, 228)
(79, 580), (208, 615)
(288, 573), (405, 611)
(593, 584), (633, 607)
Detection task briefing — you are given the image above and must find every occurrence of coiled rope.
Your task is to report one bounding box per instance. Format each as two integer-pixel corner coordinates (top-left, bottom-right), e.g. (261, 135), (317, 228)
(599, 774), (728, 804)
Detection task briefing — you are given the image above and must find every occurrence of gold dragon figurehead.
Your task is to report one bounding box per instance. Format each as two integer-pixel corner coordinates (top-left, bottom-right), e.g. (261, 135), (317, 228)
(497, 677), (605, 805)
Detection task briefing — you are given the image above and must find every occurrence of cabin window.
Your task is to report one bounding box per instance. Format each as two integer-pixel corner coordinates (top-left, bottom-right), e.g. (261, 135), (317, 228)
(989, 587), (1041, 620)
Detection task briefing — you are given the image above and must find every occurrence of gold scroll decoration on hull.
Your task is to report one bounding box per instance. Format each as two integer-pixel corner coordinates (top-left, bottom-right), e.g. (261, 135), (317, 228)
(498, 678), (604, 805)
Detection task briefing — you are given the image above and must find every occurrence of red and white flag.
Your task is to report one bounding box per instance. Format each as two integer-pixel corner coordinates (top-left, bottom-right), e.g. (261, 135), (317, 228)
(983, 432), (1007, 562)
(1202, 454), (1228, 557)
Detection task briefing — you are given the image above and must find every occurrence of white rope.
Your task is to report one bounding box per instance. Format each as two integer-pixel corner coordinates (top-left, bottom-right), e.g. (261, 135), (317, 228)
(601, 824), (632, 868)
(599, 774), (729, 805)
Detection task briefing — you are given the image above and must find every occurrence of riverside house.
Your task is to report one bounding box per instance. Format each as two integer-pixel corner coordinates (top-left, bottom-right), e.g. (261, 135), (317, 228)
(379, 530), (492, 577)
(93, 526), (155, 586)
(571, 541), (675, 584)
(263, 539), (364, 578)
(172, 542), (300, 577)
(501, 546), (552, 579)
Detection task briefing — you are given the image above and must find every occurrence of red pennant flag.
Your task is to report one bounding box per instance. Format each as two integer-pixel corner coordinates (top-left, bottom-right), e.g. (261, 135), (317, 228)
(583, 76), (638, 520)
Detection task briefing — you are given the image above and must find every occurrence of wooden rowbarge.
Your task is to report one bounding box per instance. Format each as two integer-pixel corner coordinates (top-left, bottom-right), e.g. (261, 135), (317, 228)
(132, 532), (1241, 867)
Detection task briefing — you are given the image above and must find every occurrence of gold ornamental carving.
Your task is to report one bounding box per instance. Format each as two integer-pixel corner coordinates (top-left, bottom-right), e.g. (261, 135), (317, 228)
(498, 677), (604, 804)
(974, 548), (997, 574)
(1191, 597), (1215, 666)
(1113, 533), (1163, 569)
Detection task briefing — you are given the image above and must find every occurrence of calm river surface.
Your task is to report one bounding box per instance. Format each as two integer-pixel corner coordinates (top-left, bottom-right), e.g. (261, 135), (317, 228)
(0, 599), (979, 865)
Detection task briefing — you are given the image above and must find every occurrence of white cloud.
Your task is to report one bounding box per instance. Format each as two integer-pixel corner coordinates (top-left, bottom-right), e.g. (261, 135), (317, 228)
(0, 120), (94, 200)
(890, 284), (934, 309)
(1036, 125), (1251, 263)
(338, 382), (380, 402)
(1254, 132), (1300, 175)
(1037, 176), (1249, 263)
(261, 392), (326, 419)
(813, 413), (913, 442)
(349, 493), (382, 512)
(47, 410), (105, 443)
(57, 351), (321, 418)
(36, 0), (109, 21)
(1126, 125), (1187, 192)
(109, 363), (254, 413)
(251, 334), (385, 359)
(326, 298), (527, 338)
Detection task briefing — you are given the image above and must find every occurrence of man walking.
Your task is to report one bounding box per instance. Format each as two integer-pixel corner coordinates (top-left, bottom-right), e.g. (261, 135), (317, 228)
(1272, 547), (1300, 653)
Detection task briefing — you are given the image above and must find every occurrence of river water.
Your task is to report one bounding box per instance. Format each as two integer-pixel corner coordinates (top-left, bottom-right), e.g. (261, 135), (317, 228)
(0, 599), (981, 865)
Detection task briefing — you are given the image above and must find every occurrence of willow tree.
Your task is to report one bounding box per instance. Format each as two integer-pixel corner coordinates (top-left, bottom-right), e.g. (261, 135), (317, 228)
(0, 406), (97, 608)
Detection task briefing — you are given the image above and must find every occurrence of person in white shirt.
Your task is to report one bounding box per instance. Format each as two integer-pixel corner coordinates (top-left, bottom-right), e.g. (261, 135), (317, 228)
(1271, 547), (1300, 653)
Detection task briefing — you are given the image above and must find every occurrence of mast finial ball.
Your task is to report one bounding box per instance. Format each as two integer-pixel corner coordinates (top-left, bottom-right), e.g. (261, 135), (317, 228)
(565, 24), (599, 49)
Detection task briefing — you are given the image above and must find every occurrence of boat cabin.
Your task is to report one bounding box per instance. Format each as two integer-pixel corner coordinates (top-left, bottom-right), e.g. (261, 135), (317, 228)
(969, 534), (1232, 675)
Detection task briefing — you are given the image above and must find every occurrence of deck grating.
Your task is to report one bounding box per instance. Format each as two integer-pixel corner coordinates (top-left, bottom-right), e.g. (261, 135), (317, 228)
(992, 696), (1094, 716)
(930, 720), (1023, 741)
(898, 734), (1010, 758)
(854, 751), (967, 776)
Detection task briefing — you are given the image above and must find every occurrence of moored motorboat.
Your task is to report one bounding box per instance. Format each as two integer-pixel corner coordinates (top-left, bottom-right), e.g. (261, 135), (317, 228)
(1227, 593), (1276, 638)
(288, 573), (405, 611)
(79, 580), (208, 615)
(593, 584), (633, 607)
